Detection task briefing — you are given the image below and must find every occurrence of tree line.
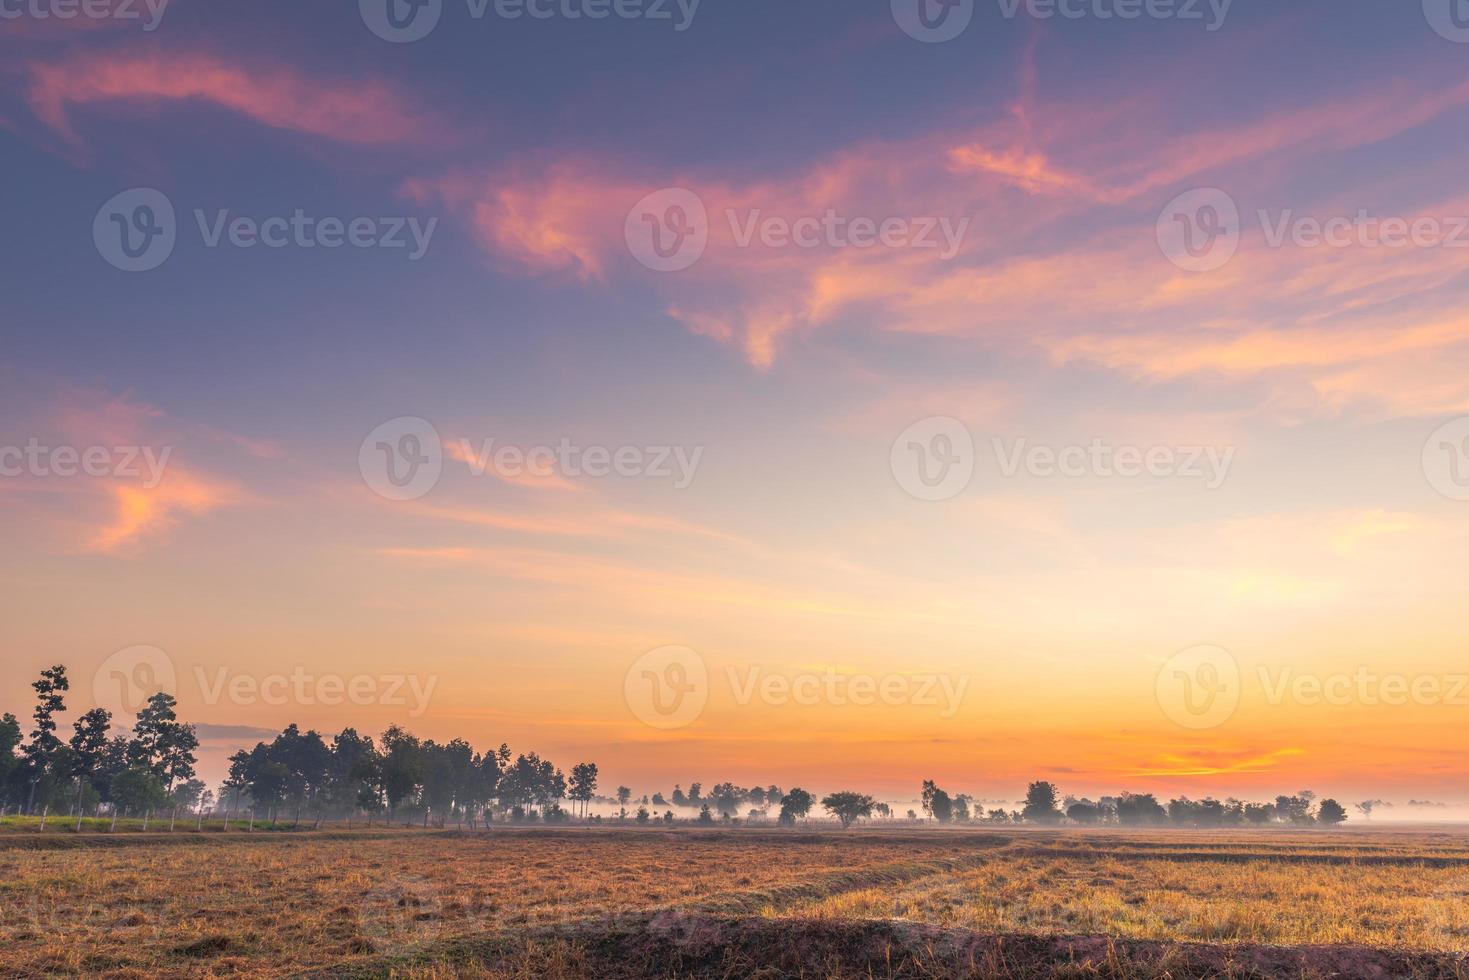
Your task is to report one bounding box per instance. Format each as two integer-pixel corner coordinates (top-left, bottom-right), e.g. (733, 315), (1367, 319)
(3, 666), (1359, 831)
(916, 780), (1351, 828)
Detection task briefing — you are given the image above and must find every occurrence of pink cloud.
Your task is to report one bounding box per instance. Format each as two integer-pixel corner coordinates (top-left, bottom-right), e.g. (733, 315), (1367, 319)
(27, 48), (436, 148)
(405, 45), (1469, 414)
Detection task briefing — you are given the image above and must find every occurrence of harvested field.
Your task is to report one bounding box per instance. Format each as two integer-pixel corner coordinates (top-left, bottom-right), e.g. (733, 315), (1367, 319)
(2, 827), (1467, 978)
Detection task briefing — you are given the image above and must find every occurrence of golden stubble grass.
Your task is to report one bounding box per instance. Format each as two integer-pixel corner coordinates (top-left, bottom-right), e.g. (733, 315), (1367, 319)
(785, 832), (1469, 952)
(0, 830), (984, 977)
(2, 827), (1467, 977)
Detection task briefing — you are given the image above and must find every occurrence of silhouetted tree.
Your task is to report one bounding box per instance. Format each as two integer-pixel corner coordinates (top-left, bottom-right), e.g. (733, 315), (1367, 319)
(1355, 799), (1388, 821)
(1115, 792), (1167, 826)
(24, 665), (69, 813)
(1022, 781), (1062, 824)
(779, 787), (814, 826)
(126, 692), (198, 794)
(1067, 801), (1100, 825)
(68, 708), (111, 826)
(569, 763), (599, 818)
(111, 766), (168, 818)
(821, 791), (876, 829)
(0, 713), (23, 811)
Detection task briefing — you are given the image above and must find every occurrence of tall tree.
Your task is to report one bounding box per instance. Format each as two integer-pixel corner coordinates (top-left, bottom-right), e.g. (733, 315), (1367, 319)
(1022, 781), (1063, 825)
(568, 762), (599, 818)
(68, 708), (112, 826)
(25, 665), (69, 812)
(379, 726), (424, 819)
(126, 692), (198, 793)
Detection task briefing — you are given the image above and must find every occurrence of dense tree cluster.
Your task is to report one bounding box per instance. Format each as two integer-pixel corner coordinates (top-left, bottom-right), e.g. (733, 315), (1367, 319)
(1, 665), (201, 827)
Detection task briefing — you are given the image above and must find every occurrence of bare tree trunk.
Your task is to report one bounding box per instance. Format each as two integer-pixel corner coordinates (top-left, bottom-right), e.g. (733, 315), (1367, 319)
(248, 810), (255, 832)
(110, 809), (118, 833)
(169, 807), (177, 833)
(38, 805), (49, 832)
(142, 810), (150, 832)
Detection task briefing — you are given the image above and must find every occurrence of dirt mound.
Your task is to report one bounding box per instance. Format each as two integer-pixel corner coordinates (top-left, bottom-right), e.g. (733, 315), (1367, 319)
(311, 914), (1469, 978)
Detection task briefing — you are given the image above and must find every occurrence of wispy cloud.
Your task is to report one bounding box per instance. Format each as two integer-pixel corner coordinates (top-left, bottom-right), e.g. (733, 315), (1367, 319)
(26, 48), (440, 150)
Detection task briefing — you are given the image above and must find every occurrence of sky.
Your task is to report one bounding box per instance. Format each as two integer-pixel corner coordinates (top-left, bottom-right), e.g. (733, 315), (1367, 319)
(2, 0), (1469, 814)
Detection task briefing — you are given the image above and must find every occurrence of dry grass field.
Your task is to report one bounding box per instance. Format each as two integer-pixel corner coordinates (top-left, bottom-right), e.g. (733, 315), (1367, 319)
(2, 826), (1468, 978)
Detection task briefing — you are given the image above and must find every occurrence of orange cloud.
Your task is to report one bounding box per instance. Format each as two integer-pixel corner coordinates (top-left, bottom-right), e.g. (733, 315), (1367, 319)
(89, 465), (238, 553)
(2, 386), (251, 553)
